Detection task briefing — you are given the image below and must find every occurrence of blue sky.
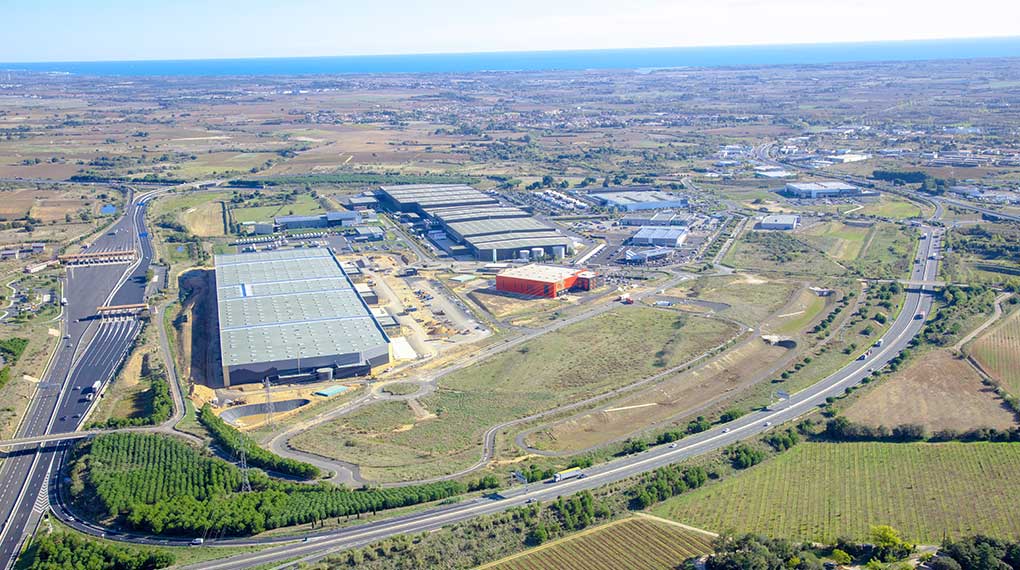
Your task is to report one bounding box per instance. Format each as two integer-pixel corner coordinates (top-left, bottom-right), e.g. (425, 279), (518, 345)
(4, 0), (1020, 62)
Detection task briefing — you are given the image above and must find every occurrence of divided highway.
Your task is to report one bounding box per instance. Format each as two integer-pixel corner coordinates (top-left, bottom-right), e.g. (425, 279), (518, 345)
(0, 189), (157, 568)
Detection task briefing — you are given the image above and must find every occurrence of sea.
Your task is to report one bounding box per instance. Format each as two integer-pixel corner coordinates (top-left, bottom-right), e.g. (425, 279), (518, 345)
(3, 37), (1020, 77)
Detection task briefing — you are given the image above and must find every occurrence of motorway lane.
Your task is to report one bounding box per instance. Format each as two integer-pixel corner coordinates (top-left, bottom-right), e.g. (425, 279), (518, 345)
(0, 195), (155, 568)
(172, 231), (942, 569)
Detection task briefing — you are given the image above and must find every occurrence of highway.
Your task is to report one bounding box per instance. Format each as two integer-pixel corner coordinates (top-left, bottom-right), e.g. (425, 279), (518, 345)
(0, 188), (157, 568)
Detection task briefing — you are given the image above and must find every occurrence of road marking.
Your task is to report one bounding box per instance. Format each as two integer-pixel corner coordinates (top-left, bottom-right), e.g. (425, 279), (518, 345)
(604, 403), (657, 413)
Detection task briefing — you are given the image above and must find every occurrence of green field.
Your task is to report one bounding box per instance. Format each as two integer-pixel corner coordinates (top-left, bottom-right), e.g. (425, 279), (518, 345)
(652, 442), (1020, 543)
(800, 221), (870, 261)
(230, 193), (324, 223)
(858, 195), (925, 219)
(723, 230), (846, 276)
(670, 274), (798, 325)
(479, 516), (714, 570)
(851, 222), (916, 279)
(972, 309), (1020, 395)
(774, 292), (827, 336)
(292, 307), (738, 482)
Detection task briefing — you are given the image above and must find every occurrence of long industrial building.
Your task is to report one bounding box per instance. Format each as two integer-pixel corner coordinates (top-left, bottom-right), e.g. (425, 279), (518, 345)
(629, 226), (688, 248)
(378, 184), (572, 261)
(589, 188), (689, 211)
(784, 182), (861, 199)
(215, 249), (390, 387)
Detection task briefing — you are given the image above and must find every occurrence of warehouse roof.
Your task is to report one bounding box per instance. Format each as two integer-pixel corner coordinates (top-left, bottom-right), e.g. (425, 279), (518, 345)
(379, 184), (498, 209)
(596, 191), (686, 206)
(633, 226), (688, 241)
(761, 214), (800, 226)
(446, 217), (551, 238)
(786, 182), (857, 191)
(497, 264), (580, 283)
(466, 231), (571, 249)
(215, 249), (388, 368)
(431, 206), (530, 223)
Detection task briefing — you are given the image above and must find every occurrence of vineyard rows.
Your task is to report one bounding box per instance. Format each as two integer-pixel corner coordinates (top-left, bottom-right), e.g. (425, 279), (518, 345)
(972, 309), (1020, 394)
(485, 517), (713, 570)
(77, 433), (471, 537)
(651, 442), (1020, 543)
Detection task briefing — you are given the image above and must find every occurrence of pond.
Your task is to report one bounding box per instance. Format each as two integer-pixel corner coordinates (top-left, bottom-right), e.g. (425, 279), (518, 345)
(100, 204), (117, 215)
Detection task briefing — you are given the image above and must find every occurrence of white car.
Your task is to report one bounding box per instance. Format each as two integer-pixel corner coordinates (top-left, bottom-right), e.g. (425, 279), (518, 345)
(763, 421), (772, 427)
(722, 428), (731, 434)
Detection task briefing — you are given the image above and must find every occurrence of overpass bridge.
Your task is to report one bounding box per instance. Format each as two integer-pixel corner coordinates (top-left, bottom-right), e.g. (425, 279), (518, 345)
(0, 427), (159, 450)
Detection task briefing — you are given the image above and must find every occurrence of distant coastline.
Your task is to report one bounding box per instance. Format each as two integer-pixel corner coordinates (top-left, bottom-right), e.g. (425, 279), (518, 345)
(3, 36), (1020, 77)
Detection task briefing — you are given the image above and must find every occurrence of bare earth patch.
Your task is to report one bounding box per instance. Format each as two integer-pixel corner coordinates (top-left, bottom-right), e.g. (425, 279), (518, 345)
(844, 349), (1016, 432)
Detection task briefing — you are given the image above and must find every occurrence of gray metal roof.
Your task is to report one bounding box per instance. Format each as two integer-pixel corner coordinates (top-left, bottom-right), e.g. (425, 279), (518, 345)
(446, 217), (551, 238)
(430, 206), (530, 222)
(468, 233), (572, 251)
(633, 226), (688, 240)
(215, 249), (388, 368)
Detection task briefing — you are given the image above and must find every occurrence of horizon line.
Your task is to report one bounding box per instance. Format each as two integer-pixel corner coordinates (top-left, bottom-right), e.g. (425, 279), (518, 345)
(3, 34), (1020, 66)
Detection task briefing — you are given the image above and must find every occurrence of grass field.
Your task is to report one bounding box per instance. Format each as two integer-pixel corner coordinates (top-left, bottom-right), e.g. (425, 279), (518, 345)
(180, 199), (226, 237)
(800, 221), (870, 261)
(858, 195), (925, 219)
(852, 222), (916, 279)
(723, 230), (846, 276)
(844, 349), (1016, 431)
(668, 274), (799, 325)
(230, 193), (324, 223)
(479, 516), (714, 570)
(772, 288), (828, 336)
(652, 442), (1020, 543)
(292, 307), (737, 482)
(525, 337), (790, 453)
(972, 309), (1020, 395)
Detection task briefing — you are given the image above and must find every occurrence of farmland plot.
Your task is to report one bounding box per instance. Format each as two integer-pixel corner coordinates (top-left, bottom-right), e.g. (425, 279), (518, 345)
(972, 309), (1020, 395)
(653, 442), (1020, 543)
(479, 516), (713, 570)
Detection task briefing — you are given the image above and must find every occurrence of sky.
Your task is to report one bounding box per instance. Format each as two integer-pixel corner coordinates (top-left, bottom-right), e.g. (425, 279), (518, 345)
(3, 0), (1020, 63)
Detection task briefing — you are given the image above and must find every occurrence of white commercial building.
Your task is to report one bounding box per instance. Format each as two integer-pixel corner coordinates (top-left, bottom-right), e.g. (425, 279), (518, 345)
(759, 214), (800, 230)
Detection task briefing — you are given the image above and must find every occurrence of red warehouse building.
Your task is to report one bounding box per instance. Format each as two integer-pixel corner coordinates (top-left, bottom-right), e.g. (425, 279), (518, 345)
(495, 264), (596, 298)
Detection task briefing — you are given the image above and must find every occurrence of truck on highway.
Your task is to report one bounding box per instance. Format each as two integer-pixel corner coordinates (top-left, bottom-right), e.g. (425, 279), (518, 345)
(552, 467), (583, 482)
(84, 380), (101, 400)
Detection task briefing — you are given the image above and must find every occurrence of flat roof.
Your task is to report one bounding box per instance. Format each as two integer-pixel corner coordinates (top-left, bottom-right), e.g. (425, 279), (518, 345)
(466, 232), (571, 250)
(215, 249), (388, 369)
(431, 206), (530, 222)
(598, 191), (687, 205)
(446, 217), (551, 238)
(761, 214), (800, 225)
(498, 264), (581, 283)
(786, 182), (857, 191)
(633, 226), (688, 240)
(380, 184), (498, 208)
